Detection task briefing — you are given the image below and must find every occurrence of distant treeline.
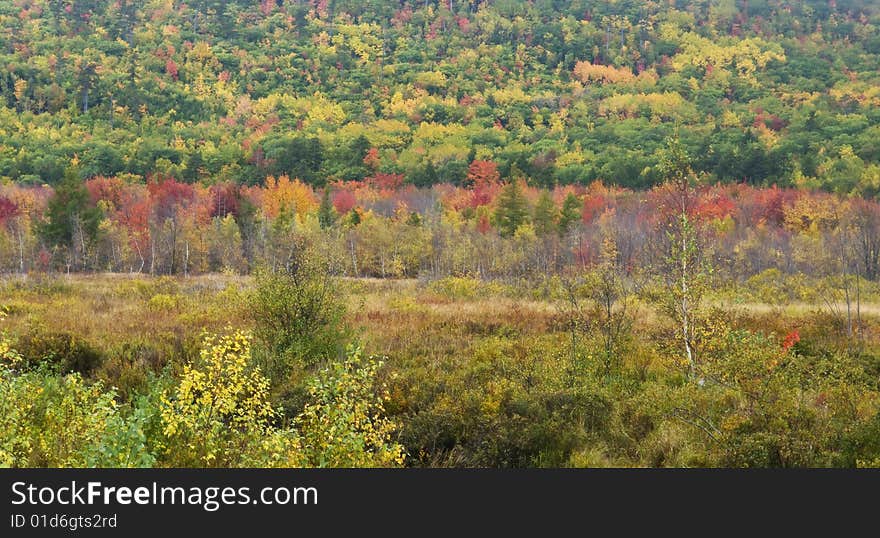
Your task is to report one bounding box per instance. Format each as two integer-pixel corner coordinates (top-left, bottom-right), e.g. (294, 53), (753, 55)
(2, 166), (879, 283)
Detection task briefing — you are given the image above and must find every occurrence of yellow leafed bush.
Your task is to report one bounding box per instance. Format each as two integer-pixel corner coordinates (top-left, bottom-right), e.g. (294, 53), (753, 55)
(159, 330), (303, 467)
(296, 345), (405, 468)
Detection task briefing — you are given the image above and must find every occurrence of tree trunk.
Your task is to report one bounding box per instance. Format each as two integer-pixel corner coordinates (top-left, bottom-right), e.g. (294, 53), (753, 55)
(349, 236), (359, 277)
(16, 223), (24, 274)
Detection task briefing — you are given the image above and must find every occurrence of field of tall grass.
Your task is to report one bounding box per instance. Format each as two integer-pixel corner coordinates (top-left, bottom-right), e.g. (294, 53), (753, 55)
(3, 272), (879, 467)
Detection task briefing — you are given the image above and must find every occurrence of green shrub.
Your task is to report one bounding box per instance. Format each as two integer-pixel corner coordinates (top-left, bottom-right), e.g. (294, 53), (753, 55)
(0, 368), (155, 467)
(391, 335), (616, 467)
(250, 261), (348, 383)
(15, 330), (103, 376)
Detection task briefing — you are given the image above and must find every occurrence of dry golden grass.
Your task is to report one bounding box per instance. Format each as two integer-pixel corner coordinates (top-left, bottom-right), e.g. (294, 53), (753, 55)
(4, 273), (880, 363)
(0, 273), (250, 349)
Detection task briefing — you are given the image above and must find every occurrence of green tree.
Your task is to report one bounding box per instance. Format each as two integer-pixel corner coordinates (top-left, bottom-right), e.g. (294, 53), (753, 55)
(532, 190), (558, 236)
(183, 150), (205, 183)
(410, 161), (439, 188)
(494, 180), (530, 237)
(318, 187), (337, 229)
(263, 136), (323, 185)
(40, 166), (103, 269)
(558, 193), (581, 235)
(348, 135), (371, 168)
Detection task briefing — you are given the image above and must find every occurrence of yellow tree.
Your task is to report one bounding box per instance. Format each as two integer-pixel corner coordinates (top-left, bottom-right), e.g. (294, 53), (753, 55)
(263, 175), (318, 222)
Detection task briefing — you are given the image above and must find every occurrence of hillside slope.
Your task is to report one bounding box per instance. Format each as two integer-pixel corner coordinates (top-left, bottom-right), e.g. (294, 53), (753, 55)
(1, 0), (879, 191)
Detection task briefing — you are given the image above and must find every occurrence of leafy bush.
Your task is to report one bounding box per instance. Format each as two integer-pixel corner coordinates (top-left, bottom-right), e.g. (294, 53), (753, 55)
(94, 341), (166, 400)
(250, 257), (348, 382)
(391, 336), (614, 467)
(631, 325), (880, 467)
(157, 331), (403, 468)
(296, 345), (405, 467)
(147, 293), (181, 312)
(158, 330), (302, 467)
(426, 276), (512, 300)
(0, 310), (21, 366)
(0, 368), (154, 467)
(15, 330), (104, 376)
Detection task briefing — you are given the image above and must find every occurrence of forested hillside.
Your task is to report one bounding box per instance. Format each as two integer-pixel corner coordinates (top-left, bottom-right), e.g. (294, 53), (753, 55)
(2, 0), (879, 191)
(2, 0), (880, 275)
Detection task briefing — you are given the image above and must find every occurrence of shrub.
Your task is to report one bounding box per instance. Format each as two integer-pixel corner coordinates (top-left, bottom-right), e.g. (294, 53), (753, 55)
(158, 330), (303, 467)
(0, 368), (154, 467)
(391, 336), (615, 467)
(147, 293), (181, 312)
(158, 332), (403, 468)
(296, 345), (405, 467)
(635, 323), (880, 467)
(427, 276), (512, 300)
(428, 276), (481, 299)
(744, 268), (796, 304)
(250, 257), (348, 383)
(0, 310), (21, 366)
(94, 341), (165, 400)
(15, 330), (103, 376)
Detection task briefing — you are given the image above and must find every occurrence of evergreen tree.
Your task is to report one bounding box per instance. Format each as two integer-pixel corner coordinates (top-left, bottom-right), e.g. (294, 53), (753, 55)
(263, 136), (323, 185)
(533, 190), (558, 236)
(494, 180), (530, 237)
(410, 161), (439, 188)
(40, 166), (103, 267)
(558, 193), (581, 235)
(424, 161), (439, 186)
(183, 150), (205, 183)
(349, 135), (371, 167)
(318, 187), (337, 229)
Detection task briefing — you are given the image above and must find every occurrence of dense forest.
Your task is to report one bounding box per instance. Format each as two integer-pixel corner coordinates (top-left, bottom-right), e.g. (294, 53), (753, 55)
(1, 0), (879, 191)
(2, 1), (880, 469)
(1, 0), (880, 275)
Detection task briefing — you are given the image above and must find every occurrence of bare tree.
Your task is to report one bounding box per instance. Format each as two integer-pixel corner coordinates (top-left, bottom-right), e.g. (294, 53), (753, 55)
(587, 236), (637, 375)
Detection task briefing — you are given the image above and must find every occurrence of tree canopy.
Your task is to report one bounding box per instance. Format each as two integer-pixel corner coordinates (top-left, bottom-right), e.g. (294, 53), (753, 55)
(0, 1), (877, 193)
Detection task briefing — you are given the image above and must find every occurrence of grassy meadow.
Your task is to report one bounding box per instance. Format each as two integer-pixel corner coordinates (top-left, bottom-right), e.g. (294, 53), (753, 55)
(3, 272), (879, 468)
